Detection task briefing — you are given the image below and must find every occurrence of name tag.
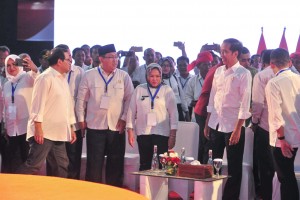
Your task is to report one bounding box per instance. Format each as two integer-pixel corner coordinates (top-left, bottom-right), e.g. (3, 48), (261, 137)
(100, 95), (110, 109)
(8, 105), (17, 120)
(147, 112), (157, 126)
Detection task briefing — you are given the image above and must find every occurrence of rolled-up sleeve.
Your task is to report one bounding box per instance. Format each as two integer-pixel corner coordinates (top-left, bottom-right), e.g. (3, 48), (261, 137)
(238, 70), (252, 119)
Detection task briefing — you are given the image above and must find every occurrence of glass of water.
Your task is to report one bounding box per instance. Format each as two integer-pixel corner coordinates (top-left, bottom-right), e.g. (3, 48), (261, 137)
(213, 158), (223, 178)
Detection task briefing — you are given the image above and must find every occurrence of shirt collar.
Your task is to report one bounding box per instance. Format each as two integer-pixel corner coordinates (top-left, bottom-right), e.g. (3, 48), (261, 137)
(49, 67), (65, 78)
(99, 66), (117, 76)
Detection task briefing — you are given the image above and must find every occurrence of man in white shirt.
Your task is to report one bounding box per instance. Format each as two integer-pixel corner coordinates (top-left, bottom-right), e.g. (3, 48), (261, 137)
(266, 48), (300, 200)
(16, 47), (77, 177)
(251, 49), (274, 200)
(204, 38), (252, 200)
(56, 44), (85, 179)
(76, 44), (134, 187)
(131, 48), (156, 85)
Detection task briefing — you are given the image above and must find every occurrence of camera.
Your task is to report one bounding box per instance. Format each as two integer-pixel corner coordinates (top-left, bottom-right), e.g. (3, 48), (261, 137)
(200, 43), (221, 53)
(119, 50), (134, 57)
(15, 58), (24, 66)
(130, 46), (143, 52)
(173, 42), (181, 47)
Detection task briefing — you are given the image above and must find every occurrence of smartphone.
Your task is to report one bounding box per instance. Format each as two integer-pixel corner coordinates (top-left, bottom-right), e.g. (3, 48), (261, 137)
(15, 58), (23, 66)
(120, 51), (134, 57)
(173, 42), (180, 47)
(131, 46), (143, 52)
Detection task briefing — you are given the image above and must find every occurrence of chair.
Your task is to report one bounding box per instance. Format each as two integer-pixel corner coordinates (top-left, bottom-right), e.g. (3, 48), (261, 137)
(169, 121), (199, 200)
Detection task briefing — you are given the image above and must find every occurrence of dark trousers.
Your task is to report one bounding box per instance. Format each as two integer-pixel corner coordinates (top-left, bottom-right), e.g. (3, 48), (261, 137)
(254, 127), (274, 200)
(16, 137), (69, 178)
(137, 134), (169, 171)
(195, 114), (210, 164)
(85, 129), (125, 187)
(177, 104), (185, 121)
(0, 133), (9, 173)
(66, 130), (83, 179)
(210, 127), (245, 200)
(7, 134), (29, 173)
(271, 146), (299, 200)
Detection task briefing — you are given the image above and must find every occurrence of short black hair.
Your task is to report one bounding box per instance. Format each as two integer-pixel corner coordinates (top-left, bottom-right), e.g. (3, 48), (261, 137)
(48, 48), (68, 66)
(270, 48), (290, 68)
(55, 44), (69, 50)
(176, 56), (189, 64)
(241, 47), (250, 54)
(39, 49), (50, 59)
(261, 49), (273, 65)
(90, 45), (101, 55)
(223, 38), (243, 57)
(72, 47), (85, 58)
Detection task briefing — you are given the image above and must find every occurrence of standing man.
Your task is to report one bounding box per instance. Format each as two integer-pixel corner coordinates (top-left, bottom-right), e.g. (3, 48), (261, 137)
(131, 48), (156, 85)
(266, 48), (300, 200)
(251, 49), (274, 200)
(239, 47), (258, 79)
(76, 44), (134, 187)
(16, 47), (77, 177)
(204, 38), (252, 200)
(290, 52), (300, 74)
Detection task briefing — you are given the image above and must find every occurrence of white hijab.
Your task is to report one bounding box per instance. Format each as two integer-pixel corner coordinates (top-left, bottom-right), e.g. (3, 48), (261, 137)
(5, 54), (26, 83)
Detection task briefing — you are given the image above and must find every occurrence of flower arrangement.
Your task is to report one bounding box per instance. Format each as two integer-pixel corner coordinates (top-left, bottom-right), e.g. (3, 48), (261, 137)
(159, 150), (181, 175)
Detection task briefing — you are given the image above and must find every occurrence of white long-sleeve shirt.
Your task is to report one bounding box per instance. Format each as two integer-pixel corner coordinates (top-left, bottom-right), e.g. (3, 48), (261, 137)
(207, 62), (252, 132)
(266, 69), (300, 147)
(163, 75), (188, 112)
(185, 74), (204, 105)
(126, 83), (178, 136)
(67, 65), (84, 131)
(27, 67), (76, 141)
(76, 67), (134, 131)
(3, 71), (38, 136)
(251, 66), (274, 131)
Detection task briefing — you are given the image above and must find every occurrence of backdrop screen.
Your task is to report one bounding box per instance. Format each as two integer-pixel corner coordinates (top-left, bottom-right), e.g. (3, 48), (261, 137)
(54, 0), (299, 65)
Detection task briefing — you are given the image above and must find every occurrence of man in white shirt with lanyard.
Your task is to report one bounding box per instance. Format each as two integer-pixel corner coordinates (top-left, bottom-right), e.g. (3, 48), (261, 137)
(16, 47), (77, 177)
(204, 38), (252, 200)
(266, 48), (300, 200)
(76, 44), (134, 187)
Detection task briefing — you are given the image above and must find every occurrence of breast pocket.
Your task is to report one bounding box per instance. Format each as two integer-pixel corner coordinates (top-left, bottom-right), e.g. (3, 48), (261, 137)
(91, 83), (105, 106)
(113, 83), (124, 99)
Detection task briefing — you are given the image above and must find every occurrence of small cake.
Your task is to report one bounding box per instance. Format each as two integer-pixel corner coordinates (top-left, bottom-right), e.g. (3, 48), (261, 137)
(177, 164), (213, 179)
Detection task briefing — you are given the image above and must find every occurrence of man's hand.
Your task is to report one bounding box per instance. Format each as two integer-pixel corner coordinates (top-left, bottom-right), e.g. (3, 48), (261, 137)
(34, 122), (44, 144)
(70, 130), (77, 144)
(229, 127), (242, 145)
(127, 128), (135, 147)
(79, 121), (86, 137)
(116, 119), (126, 134)
(279, 139), (293, 158)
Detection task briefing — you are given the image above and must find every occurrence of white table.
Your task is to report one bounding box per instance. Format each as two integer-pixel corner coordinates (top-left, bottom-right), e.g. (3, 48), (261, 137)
(132, 170), (228, 200)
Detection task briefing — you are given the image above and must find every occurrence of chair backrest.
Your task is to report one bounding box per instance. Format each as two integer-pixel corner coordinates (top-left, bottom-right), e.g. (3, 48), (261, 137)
(173, 121), (199, 160)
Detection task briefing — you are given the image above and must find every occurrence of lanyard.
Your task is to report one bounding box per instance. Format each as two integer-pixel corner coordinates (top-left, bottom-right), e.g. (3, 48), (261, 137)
(67, 70), (72, 84)
(97, 67), (115, 93)
(276, 68), (290, 76)
(147, 84), (162, 109)
(11, 81), (20, 103)
(179, 76), (190, 88)
(199, 76), (203, 88)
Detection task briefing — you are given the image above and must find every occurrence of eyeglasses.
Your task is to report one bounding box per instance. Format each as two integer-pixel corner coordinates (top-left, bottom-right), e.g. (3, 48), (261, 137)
(103, 56), (119, 60)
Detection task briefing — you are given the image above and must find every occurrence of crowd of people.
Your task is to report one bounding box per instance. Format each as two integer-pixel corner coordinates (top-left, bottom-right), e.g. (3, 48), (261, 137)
(0, 38), (300, 200)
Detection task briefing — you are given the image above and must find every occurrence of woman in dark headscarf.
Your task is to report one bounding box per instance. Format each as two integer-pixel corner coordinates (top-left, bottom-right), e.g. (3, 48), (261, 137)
(126, 63), (178, 170)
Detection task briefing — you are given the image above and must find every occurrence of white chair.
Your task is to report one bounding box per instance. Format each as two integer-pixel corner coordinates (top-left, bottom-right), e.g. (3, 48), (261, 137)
(169, 121), (200, 199)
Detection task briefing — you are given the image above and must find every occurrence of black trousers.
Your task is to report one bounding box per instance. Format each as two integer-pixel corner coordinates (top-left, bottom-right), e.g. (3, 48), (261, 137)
(137, 134), (169, 171)
(177, 104), (185, 121)
(254, 127), (274, 200)
(195, 113), (210, 164)
(210, 127), (245, 200)
(66, 130), (83, 179)
(7, 134), (29, 173)
(271, 146), (299, 200)
(0, 133), (9, 173)
(85, 129), (125, 187)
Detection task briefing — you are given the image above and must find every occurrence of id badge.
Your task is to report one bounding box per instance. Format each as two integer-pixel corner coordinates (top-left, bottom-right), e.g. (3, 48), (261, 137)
(100, 95), (110, 109)
(147, 112), (157, 126)
(8, 105), (17, 120)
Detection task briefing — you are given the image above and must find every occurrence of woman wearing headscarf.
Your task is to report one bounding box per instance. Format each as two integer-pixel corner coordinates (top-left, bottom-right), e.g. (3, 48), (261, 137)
(159, 57), (189, 121)
(126, 63), (178, 171)
(3, 54), (38, 173)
